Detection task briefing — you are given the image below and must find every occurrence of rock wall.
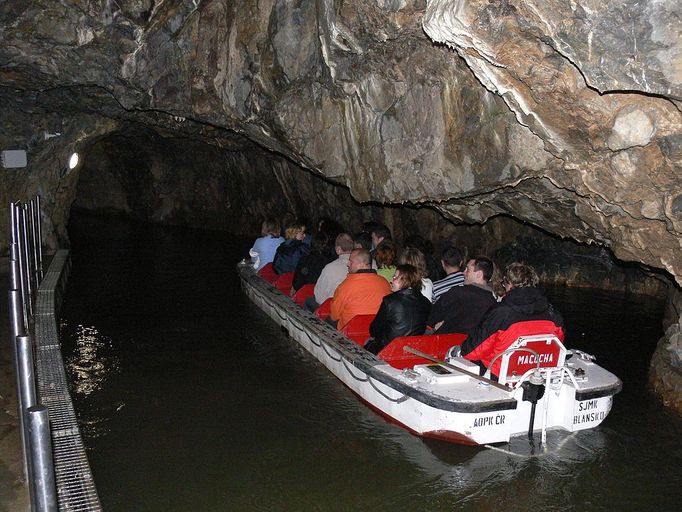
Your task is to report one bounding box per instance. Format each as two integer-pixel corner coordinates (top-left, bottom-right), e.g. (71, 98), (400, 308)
(1, 1), (680, 283)
(1, 1), (680, 408)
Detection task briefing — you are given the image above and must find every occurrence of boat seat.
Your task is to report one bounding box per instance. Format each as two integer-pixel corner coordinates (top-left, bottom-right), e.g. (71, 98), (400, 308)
(292, 284), (315, 307)
(378, 333), (468, 370)
(340, 314), (375, 346)
(315, 298), (333, 320)
(273, 272), (294, 295)
(496, 334), (567, 386)
(257, 263), (279, 284)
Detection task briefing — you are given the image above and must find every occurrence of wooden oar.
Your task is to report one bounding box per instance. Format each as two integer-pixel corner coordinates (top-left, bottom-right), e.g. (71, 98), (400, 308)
(403, 346), (512, 392)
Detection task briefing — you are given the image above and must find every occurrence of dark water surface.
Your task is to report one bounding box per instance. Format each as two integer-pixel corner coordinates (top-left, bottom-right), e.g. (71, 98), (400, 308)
(60, 213), (682, 511)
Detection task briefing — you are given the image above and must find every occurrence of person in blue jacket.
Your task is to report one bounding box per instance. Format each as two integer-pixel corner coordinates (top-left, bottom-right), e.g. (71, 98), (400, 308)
(249, 218), (284, 271)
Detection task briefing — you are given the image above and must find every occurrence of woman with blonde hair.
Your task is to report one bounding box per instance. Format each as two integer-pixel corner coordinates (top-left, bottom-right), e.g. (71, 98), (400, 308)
(273, 224), (310, 274)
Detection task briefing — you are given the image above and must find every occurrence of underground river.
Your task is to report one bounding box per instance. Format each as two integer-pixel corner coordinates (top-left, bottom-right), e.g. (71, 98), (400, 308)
(60, 212), (682, 511)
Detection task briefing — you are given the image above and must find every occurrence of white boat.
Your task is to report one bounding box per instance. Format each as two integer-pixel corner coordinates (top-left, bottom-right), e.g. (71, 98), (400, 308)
(238, 263), (622, 446)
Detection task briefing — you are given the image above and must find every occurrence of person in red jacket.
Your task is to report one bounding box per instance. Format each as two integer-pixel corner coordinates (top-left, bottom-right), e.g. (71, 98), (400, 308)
(460, 262), (564, 378)
(330, 248), (391, 329)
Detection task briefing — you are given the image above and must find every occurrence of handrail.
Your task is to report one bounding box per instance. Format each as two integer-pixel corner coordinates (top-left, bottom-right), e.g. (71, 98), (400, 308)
(402, 346), (513, 392)
(7, 196), (101, 511)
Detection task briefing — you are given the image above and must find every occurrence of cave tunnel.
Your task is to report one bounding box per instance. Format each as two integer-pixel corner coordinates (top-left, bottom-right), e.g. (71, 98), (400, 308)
(2, 0), (682, 509)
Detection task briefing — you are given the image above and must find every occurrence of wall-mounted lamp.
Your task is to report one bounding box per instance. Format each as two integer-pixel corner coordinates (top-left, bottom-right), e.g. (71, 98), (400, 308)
(60, 151), (81, 178)
(68, 152), (79, 170)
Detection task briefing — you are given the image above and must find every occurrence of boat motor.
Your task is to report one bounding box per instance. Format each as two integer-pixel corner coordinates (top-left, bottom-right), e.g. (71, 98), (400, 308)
(521, 369), (545, 440)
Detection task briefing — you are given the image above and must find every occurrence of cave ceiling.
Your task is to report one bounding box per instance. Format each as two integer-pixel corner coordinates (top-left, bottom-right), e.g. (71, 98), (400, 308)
(1, 0), (681, 284)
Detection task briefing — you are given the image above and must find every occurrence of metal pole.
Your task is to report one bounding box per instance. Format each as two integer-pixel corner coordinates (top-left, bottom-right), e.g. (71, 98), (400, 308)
(35, 196), (44, 281)
(27, 406), (58, 512)
(9, 202), (21, 290)
(16, 335), (36, 497)
(15, 204), (30, 323)
(9, 289), (26, 343)
(9, 291), (29, 484)
(20, 206), (34, 318)
(29, 199), (41, 286)
(16, 334), (37, 411)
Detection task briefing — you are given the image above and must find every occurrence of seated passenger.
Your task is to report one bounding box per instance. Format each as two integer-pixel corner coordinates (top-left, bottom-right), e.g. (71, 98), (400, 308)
(293, 232), (333, 291)
(429, 256), (497, 335)
(249, 218), (284, 271)
(375, 243), (397, 282)
(404, 235), (440, 282)
(364, 264), (431, 355)
(432, 246), (465, 302)
(307, 233), (355, 311)
(273, 224), (310, 275)
(369, 224), (392, 255)
(330, 248), (391, 329)
(353, 231), (373, 251)
(318, 217), (345, 259)
(460, 262), (564, 377)
(398, 247), (433, 302)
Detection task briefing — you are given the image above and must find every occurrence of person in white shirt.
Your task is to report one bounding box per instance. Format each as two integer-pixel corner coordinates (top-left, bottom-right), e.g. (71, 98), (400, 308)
(305, 233), (355, 311)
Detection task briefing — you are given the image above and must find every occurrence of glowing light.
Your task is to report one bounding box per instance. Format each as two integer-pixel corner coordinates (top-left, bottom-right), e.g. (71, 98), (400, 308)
(68, 152), (79, 170)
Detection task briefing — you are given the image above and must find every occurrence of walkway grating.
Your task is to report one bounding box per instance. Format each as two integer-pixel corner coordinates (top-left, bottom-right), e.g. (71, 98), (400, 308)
(34, 250), (102, 511)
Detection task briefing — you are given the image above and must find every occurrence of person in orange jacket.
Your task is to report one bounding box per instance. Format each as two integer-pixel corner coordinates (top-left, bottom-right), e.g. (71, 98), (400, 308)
(330, 248), (391, 329)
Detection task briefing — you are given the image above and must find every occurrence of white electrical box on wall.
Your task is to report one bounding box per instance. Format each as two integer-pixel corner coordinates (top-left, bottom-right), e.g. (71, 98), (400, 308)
(1, 150), (28, 168)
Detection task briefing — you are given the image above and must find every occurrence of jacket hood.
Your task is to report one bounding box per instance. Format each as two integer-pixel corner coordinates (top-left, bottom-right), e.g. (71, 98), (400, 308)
(503, 287), (549, 315)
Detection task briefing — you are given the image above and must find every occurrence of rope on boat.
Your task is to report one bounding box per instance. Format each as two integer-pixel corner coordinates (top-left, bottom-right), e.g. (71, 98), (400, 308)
(320, 339), (343, 362)
(288, 317), (322, 347)
(341, 358), (368, 382)
(367, 375), (409, 403)
(340, 359), (408, 403)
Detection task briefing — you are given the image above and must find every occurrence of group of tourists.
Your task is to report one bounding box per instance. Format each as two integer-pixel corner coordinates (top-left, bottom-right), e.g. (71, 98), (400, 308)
(249, 217), (564, 378)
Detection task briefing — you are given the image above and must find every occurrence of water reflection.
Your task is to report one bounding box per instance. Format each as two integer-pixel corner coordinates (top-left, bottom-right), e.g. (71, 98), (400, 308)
(64, 322), (119, 397)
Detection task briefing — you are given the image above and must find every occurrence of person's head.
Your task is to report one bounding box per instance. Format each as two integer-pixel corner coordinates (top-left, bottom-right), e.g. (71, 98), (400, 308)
(370, 224), (392, 248)
(353, 231), (373, 251)
(391, 264), (422, 292)
(362, 221), (382, 234)
(398, 247), (427, 278)
(284, 224), (306, 241)
(261, 218), (281, 237)
(441, 246), (464, 272)
(318, 217), (344, 239)
(311, 232), (329, 255)
(335, 233), (355, 255)
(404, 234), (432, 255)
(502, 262), (539, 292)
(464, 256), (494, 285)
(347, 248), (372, 273)
(375, 243), (395, 269)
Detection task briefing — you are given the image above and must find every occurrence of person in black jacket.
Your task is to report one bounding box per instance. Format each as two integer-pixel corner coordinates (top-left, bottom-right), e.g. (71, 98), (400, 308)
(364, 264), (431, 355)
(459, 262), (564, 377)
(292, 232), (333, 291)
(428, 256), (497, 335)
(273, 224), (310, 274)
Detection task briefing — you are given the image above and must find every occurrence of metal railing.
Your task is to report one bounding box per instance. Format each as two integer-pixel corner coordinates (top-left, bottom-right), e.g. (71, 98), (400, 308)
(8, 197), (102, 511)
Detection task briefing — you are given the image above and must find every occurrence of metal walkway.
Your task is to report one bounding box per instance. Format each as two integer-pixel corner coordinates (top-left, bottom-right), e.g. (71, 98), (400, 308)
(35, 250), (101, 511)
